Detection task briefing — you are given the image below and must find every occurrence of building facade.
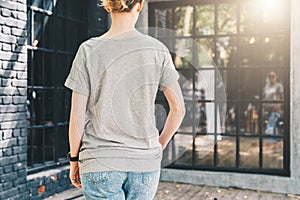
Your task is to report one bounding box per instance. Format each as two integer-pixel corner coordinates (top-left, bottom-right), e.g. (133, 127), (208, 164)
(0, 0), (299, 199)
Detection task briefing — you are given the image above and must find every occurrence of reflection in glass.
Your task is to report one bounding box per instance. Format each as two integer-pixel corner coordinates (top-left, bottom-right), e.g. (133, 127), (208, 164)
(165, 134), (193, 165)
(154, 8), (173, 37)
(240, 1), (262, 33)
(174, 6), (193, 36)
(263, 103), (284, 136)
(217, 4), (237, 34)
(174, 39), (193, 68)
(225, 103), (237, 134)
(196, 38), (214, 67)
(263, 138), (283, 169)
(262, 71), (284, 136)
(216, 37), (237, 68)
(217, 136), (236, 167)
(261, 35), (287, 66)
(240, 69), (260, 100)
(240, 103), (260, 135)
(240, 36), (261, 66)
(33, 12), (44, 47)
(195, 135), (214, 166)
(240, 0), (288, 33)
(195, 5), (214, 35)
(220, 69), (239, 100)
(239, 137), (259, 168)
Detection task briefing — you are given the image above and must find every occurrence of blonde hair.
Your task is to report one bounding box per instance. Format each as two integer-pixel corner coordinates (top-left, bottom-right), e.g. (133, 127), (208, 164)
(100, 0), (143, 13)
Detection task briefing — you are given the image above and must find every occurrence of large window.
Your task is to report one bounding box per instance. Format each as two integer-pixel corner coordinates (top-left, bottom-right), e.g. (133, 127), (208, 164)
(27, 0), (87, 173)
(150, 0), (290, 175)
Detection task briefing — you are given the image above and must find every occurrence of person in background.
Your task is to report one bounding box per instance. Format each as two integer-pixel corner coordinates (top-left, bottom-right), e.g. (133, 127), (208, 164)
(64, 0), (185, 199)
(263, 71), (283, 136)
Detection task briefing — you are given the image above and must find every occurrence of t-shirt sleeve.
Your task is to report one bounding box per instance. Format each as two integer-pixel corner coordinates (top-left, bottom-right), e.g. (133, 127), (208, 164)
(158, 50), (180, 91)
(64, 44), (90, 97)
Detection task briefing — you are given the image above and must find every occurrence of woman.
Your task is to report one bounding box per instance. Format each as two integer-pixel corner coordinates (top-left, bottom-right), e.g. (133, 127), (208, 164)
(263, 71), (283, 135)
(64, 0), (185, 199)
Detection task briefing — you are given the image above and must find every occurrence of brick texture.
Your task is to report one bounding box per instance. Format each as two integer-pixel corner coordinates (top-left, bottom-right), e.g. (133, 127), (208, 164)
(0, 0), (29, 199)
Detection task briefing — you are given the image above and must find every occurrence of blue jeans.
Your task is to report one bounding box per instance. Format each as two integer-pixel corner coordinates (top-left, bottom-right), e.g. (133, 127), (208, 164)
(81, 170), (160, 200)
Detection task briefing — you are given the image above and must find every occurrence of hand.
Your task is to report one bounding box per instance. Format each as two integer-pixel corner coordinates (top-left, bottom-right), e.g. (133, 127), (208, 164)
(69, 161), (82, 189)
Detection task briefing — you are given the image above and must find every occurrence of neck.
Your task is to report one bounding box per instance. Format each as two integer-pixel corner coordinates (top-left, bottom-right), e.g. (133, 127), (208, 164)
(108, 13), (137, 35)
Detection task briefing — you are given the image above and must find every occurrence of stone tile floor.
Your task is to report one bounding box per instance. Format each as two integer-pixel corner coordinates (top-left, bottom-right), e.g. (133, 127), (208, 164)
(45, 182), (300, 200)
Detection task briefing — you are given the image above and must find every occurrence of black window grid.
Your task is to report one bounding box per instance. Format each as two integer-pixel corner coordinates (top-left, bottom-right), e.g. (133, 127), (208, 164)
(149, 0), (290, 176)
(26, 0), (87, 174)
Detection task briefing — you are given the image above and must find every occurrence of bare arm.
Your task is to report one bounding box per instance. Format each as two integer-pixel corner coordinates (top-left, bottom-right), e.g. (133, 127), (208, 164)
(68, 91), (88, 189)
(68, 91), (88, 157)
(159, 81), (185, 149)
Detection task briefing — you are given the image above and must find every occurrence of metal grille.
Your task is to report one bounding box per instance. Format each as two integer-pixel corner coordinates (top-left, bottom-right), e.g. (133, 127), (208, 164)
(150, 0), (290, 176)
(26, 0), (87, 173)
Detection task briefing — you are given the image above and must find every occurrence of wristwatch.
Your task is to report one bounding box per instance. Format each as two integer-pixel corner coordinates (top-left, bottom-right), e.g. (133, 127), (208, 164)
(67, 152), (79, 162)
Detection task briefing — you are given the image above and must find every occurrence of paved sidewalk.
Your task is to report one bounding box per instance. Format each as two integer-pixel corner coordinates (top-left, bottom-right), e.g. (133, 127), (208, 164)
(45, 182), (300, 200)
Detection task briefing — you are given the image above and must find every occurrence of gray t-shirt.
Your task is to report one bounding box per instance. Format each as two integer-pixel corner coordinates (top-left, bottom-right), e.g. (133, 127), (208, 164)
(64, 30), (180, 174)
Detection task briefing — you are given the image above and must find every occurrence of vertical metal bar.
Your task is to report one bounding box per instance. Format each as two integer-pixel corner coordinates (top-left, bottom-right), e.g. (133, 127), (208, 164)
(30, 8), (35, 167)
(235, 0), (240, 169)
(258, 70), (263, 169)
(213, 3), (218, 168)
(192, 4), (197, 168)
(52, 0), (58, 162)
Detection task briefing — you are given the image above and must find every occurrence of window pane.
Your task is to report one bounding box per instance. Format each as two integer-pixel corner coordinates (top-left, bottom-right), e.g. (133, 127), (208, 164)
(56, 18), (66, 51)
(263, 103), (284, 136)
(55, 90), (70, 123)
(225, 103), (238, 134)
(217, 4), (237, 34)
(196, 38), (215, 68)
(174, 6), (193, 37)
(65, 21), (84, 52)
(216, 37), (237, 68)
(239, 137), (259, 168)
(196, 102), (215, 134)
(55, 53), (68, 86)
(195, 135), (214, 166)
(240, 103), (260, 135)
(217, 136), (236, 167)
(31, 128), (43, 164)
(28, 0), (42, 9)
(33, 50), (43, 86)
(44, 52), (54, 86)
(240, 69), (261, 100)
(44, 15), (54, 49)
(240, 1), (262, 33)
(220, 69), (239, 100)
(56, 0), (82, 20)
(239, 36), (262, 66)
(33, 11), (44, 47)
(262, 70), (284, 102)
(260, 34), (288, 66)
(45, 128), (54, 161)
(165, 134), (193, 166)
(45, 90), (54, 125)
(260, 0), (289, 33)
(29, 90), (44, 125)
(174, 38), (193, 68)
(153, 8), (173, 37)
(56, 126), (69, 159)
(263, 138), (284, 169)
(195, 5), (215, 35)
(195, 70), (215, 101)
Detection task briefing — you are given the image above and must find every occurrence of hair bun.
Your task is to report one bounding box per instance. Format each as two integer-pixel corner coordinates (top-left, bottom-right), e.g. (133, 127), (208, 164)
(101, 0), (142, 12)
